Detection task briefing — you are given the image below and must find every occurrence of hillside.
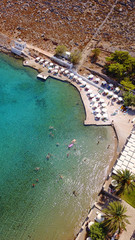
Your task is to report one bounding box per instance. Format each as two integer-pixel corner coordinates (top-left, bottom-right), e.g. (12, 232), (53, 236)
(0, 0), (135, 54)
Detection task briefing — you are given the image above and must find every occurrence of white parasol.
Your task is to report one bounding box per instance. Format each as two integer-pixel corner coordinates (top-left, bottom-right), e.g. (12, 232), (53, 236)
(101, 103), (107, 108)
(95, 108), (101, 113)
(88, 74), (94, 79)
(102, 113), (108, 120)
(102, 108), (107, 113)
(96, 113), (101, 118)
(99, 98), (104, 103)
(95, 77), (100, 82)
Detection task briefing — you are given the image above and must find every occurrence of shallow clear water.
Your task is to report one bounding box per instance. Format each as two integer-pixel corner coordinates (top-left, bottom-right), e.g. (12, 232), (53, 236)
(0, 53), (115, 240)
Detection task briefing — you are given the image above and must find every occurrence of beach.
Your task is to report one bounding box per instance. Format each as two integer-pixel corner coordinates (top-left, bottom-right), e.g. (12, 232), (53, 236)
(23, 55), (135, 153)
(0, 36), (134, 239)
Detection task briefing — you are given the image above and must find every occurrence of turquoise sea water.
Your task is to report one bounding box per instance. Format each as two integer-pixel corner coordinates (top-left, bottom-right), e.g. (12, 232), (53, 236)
(0, 53), (115, 240)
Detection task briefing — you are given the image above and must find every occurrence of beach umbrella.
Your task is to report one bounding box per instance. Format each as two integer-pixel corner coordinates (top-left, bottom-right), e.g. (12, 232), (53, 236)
(93, 102), (98, 108)
(80, 80), (86, 86)
(102, 108), (107, 113)
(88, 222), (94, 230)
(74, 75), (78, 80)
(102, 81), (106, 85)
(109, 83), (113, 88)
(96, 113), (101, 119)
(44, 61), (49, 65)
(95, 213), (104, 223)
(104, 89), (109, 94)
(39, 58), (44, 64)
(60, 68), (65, 72)
(35, 56), (40, 61)
(101, 103), (107, 108)
(95, 108), (100, 113)
(111, 180), (118, 187)
(54, 69), (58, 74)
(108, 91), (113, 97)
(113, 94), (118, 99)
(87, 89), (92, 94)
(88, 74), (94, 79)
(55, 65), (59, 69)
(78, 77), (82, 82)
(89, 93), (94, 98)
(48, 67), (53, 72)
(85, 84), (89, 89)
(114, 87), (120, 93)
(70, 73), (74, 77)
(102, 113), (108, 120)
(96, 94), (100, 99)
(49, 62), (54, 67)
(118, 97), (123, 102)
(95, 77), (100, 83)
(65, 70), (69, 74)
(91, 98), (96, 103)
(99, 98), (104, 103)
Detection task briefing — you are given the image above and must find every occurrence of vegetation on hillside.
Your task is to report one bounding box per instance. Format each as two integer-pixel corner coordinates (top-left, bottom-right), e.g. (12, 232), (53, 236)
(123, 92), (135, 107)
(91, 48), (101, 62)
(70, 50), (82, 65)
(55, 44), (67, 56)
(104, 51), (135, 90)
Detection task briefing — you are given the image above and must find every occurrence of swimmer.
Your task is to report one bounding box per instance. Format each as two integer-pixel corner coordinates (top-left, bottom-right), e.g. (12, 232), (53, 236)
(56, 143), (59, 146)
(46, 154), (50, 160)
(97, 141), (99, 145)
(49, 126), (54, 130)
(59, 175), (63, 179)
(35, 167), (40, 171)
(36, 179), (39, 182)
(32, 184), (35, 188)
(67, 153), (69, 158)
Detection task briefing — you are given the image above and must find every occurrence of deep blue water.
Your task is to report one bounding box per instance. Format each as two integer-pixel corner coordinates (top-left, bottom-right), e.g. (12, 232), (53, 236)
(0, 53), (115, 240)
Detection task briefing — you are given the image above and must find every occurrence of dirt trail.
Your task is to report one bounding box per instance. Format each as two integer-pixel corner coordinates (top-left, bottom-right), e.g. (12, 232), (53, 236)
(78, 0), (118, 70)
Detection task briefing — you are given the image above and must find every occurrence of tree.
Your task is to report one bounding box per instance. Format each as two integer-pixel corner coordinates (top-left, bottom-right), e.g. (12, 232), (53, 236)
(123, 92), (135, 107)
(105, 51), (135, 89)
(91, 48), (101, 62)
(103, 201), (130, 235)
(55, 44), (67, 56)
(70, 50), (81, 65)
(107, 63), (125, 80)
(121, 77), (135, 91)
(88, 222), (106, 240)
(112, 169), (135, 193)
(106, 51), (129, 64)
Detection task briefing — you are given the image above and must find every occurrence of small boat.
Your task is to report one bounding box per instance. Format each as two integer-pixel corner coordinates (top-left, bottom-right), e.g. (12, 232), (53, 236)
(68, 143), (74, 148)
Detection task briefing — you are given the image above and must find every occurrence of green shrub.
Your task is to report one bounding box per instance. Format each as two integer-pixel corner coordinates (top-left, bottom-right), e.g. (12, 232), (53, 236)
(121, 77), (135, 91)
(123, 92), (135, 106)
(91, 48), (101, 62)
(70, 50), (82, 65)
(55, 45), (67, 56)
(88, 222), (106, 240)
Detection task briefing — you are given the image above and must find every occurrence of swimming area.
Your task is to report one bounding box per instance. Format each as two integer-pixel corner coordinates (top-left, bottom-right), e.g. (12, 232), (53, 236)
(0, 53), (115, 240)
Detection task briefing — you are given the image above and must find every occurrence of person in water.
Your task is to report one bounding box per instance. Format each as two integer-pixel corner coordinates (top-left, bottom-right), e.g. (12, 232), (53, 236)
(35, 167), (40, 171)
